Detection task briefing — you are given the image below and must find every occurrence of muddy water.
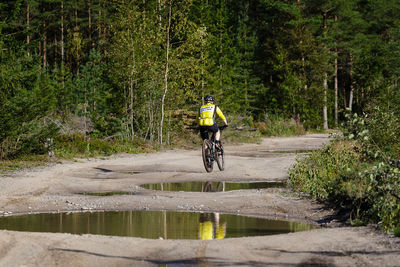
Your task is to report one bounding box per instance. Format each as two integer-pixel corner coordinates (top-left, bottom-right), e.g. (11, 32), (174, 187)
(0, 211), (315, 239)
(141, 181), (286, 192)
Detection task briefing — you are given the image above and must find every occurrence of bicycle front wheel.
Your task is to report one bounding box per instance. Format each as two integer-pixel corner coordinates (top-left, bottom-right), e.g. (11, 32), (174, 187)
(202, 139), (213, 172)
(216, 145), (224, 171)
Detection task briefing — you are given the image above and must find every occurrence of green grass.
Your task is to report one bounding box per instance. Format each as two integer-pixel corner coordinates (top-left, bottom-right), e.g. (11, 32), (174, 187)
(0, 155), (51, 175)
(0, 134), (159, 175)
(53, 133), (157, 158)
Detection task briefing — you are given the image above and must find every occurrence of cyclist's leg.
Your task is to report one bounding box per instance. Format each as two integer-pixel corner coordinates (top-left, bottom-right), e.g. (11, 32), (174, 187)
(215, 130), (221, 141)
(210, 124), (220, 141)
(199, 126), (209, 140)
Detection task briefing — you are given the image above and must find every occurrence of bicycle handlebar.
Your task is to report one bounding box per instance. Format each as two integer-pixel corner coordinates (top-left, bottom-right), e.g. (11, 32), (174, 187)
(219, 125), (228, 130)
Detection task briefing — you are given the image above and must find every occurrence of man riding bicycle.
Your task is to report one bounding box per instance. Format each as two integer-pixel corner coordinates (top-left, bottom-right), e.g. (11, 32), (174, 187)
(197, 95), (228, 147)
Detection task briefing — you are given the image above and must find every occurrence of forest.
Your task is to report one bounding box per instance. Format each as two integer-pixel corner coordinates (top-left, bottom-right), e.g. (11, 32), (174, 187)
(1, 0), (400, 158)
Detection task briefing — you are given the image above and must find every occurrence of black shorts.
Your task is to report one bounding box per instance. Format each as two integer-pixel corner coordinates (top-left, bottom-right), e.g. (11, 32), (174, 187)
(199, 124), (219, 140)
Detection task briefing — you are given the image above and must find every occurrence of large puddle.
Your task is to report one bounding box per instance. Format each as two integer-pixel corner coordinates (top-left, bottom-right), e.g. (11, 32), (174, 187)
(0, 211), (315, 239)
(141, 181), (286, 192)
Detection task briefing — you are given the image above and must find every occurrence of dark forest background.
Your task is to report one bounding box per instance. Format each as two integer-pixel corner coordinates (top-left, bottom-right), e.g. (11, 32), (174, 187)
(1, 0), (400, 158)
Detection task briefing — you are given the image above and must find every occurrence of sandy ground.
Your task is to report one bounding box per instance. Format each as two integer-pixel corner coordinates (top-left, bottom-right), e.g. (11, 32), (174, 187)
(0, 134), (399, 267)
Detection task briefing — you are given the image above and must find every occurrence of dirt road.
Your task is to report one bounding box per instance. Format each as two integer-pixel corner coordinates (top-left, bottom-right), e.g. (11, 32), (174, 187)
(0, 134), (399, 266)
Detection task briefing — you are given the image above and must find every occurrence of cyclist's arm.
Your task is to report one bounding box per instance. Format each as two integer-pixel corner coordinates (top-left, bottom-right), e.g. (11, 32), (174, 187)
(216, 107), (228, 126)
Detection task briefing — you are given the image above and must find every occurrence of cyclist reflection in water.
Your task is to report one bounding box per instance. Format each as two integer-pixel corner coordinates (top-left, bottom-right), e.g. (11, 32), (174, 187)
(199, 213), (226, 240)
(198, 181), (227, 240)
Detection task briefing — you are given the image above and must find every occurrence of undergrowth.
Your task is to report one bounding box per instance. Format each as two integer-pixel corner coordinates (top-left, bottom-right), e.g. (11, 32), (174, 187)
(54, 133), (157, 158)
(290, 107), (400, 234)
(0, 155), (50, 175)
(254, 114), (306, 136)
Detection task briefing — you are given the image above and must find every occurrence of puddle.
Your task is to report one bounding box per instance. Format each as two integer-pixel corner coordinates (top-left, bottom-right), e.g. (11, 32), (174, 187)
(79, 192), (135, 196)
(0, 211), (315, 239)
(259, 150), (313, 153)
(141, 181), (286, 192)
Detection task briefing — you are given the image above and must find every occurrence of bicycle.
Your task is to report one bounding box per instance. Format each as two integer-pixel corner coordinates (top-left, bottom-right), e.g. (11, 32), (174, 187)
(202, 125), (227, 173)
(203, 181), (225, 192)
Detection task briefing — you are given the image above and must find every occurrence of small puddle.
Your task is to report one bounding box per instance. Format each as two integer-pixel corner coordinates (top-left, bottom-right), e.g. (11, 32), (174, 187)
(141, 181), (286, 192)
(259, 150), (313, 153)
(0, 211), (315, 239)
(79, 192), (135, 196)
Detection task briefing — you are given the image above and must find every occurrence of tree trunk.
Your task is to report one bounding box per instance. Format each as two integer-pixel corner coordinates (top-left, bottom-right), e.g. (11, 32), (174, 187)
(148, 101), (154, 142)
(159, 0), (172, 145)
(243, 0), (249, 112)
(323, 73), (328, 129)
(334, 16), (338, 126)
(158, 0), (162, 24)
(348, 53), (354, 111)
(219, 1), (223, 92)
(26, 3), (30, 57)
(123, 85), (129, 138)
(322, 12), (328, 130)
(98, 9), (102, 41)
(129, 47), (135, 140)
(201, 40), (204, 92)
(75, 8), (78, 28)
(89, 1), (93, 48)
(61, 1), (65, 63)
(43, 22), (47, 67)
(167, 111), (171, 146)
(334, 48), (338, 126)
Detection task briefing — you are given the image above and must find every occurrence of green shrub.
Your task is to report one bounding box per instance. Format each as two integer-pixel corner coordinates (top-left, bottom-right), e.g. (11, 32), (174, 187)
(290, 106), (400, 231)
(394, 226), (400, 237)
(289, 141), (361, 201)
(0, 119), (59, 160)
(343, 107), (400, 161)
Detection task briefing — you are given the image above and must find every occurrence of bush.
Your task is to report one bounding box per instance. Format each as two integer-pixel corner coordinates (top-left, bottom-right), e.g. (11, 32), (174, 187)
(343, 107), (400, 161)
(289, 141), (361, 201)
(0, 118), (59, 160)
(290, 106), (400, 233)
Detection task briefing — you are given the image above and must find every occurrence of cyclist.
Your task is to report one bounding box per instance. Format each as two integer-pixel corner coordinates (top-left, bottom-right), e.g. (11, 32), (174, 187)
(197, 95), (228, 148)
(199, 213), (226, 240)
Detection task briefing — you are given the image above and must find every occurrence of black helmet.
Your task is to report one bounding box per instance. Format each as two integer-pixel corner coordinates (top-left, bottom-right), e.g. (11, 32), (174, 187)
(204, 95), (215, 102)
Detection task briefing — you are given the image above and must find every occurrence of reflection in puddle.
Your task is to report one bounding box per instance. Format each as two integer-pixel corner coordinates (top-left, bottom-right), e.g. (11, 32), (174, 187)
(0, 211), (315, 239)
(141, 181), (286, 192)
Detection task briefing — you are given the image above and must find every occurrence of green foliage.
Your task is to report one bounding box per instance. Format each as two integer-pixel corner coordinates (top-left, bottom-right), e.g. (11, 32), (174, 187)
(1, 0), (400, 159)
(54, 133), (155, 158)
(290, 106), (400, 233)
(343, 107), (400, 160)
(394, 226), (400, 237)
(0, 155), (51, 175)
(0, 48), (59, 159)
(290, 141), (361, 200)
(255, 114), (305, 137)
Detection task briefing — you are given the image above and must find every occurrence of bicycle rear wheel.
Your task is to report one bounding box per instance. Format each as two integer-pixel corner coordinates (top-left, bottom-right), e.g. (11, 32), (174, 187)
(216, 143), (224, 171)
(203, 181), (214, 192)
(202, 139), (213, 172)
